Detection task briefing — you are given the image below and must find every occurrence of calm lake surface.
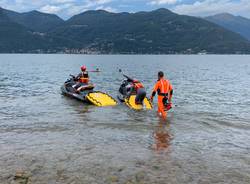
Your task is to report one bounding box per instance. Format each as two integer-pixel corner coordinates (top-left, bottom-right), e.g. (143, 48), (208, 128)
(0, 54), (250, 184)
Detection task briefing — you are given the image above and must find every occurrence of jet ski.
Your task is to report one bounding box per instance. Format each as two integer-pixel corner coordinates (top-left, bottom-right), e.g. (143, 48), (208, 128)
(118, 74), (152, 110)
(61, 75), (117, 107)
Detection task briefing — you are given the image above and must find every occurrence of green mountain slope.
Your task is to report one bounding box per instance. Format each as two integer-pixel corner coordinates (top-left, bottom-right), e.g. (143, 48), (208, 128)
(1, 8), (64, 32)
(50, 9), (250, 54)
(1, 7), (250, 54)
(0, 8), (81, 53)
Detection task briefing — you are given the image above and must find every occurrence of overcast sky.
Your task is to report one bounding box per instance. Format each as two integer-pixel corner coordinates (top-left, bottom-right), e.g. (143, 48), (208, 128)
(1, 0), (250, 19)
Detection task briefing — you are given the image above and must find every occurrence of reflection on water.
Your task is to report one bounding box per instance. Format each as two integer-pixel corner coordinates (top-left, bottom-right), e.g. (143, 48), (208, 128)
(152, 121), (173, 152)
(0, 54), (250, 183)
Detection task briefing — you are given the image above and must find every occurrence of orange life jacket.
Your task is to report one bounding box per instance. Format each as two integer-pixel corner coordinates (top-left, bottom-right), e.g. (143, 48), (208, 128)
(133, 81), (144, 91)
(79, 72), (89, 83)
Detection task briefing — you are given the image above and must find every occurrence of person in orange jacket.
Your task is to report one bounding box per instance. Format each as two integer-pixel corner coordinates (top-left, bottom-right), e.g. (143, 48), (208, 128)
(132, 80), (146, 104)
(150, 71), (173, 119)
(119, 75), (147, 104)
(76, 65), (89, 84)
(72, 65), (90, 92)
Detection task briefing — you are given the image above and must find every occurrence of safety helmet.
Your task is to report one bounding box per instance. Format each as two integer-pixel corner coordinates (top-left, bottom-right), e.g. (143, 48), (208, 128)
(81, 65), (87, 71)
(158, 71), (164, 78)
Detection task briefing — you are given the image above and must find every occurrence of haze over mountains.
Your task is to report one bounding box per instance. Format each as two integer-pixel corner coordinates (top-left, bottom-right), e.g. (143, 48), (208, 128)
(205, 13), (250, 41)
(1, 7), (250, 54)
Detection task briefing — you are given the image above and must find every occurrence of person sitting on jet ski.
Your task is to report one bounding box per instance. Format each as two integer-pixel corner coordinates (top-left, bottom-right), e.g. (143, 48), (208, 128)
(72, 65), (90, 92)
(76, 65), (89, 84)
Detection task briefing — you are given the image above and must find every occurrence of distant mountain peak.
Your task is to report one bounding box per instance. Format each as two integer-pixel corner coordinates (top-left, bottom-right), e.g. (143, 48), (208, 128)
(205, 13), (250, 41)
(29, 10), (40, 14)
(0, 6), (5, 13)
(95, 9), (110, 13)
(75, 8), (174, 17)
(153, 8), (172, 13)
(80, 9), (112, 15)
(216, 12), (234, 16)
(69, 9), (115, 22)
(24, 10), (62, 19)
(0, 7), (64, 32)
(209, 13), (236, 19)
(0, 7), (9, 20)
(149, 8), (176, 16)
(206, 13), (250, 21)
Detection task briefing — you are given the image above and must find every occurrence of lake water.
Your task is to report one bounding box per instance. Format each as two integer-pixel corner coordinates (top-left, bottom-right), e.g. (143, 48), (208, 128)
(0, 54), (250, 184)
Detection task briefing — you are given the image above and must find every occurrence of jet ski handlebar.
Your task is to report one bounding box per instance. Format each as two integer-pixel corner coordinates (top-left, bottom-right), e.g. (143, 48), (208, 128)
(118, 69), (134, 82)
(123, 74), (134, 82)
(70, 74), (76, 78)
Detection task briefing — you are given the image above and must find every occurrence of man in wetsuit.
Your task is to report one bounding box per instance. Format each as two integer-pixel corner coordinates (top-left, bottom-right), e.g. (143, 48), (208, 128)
(150, 71), (173, 119)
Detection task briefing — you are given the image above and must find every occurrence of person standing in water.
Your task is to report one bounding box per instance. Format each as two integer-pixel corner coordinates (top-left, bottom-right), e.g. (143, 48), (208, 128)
(150, 71), (173, 119)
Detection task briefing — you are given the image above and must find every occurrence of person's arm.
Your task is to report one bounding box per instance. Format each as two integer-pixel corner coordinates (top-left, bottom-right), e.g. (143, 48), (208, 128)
(131, 83), (136, 94)
(76, 73), (82, 79)
(150, 82), (158, 101)
(126, 84), (133, 96)
(168, 83), (173, 103)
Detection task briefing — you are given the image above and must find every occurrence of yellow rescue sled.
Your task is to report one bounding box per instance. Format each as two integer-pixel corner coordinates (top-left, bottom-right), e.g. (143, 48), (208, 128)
(125, 95), (153, 110)
(86, 92), (117, 107)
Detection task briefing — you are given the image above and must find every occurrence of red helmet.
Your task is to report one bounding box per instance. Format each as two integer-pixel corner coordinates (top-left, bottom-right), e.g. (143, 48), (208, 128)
(81, 65), (87, 71)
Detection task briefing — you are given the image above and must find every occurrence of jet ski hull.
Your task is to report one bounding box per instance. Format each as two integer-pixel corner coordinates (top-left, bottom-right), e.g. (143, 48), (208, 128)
(61, 84), (92, 102)
(61, 77), (117, 107)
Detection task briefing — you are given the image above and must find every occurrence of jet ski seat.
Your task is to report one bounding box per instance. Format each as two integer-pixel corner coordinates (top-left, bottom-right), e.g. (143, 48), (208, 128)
(76, 84), (95, 92)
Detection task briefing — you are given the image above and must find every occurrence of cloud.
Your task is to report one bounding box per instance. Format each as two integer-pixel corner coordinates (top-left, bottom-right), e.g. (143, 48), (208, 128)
(93, 0), (113, 4)
(65, 5), (89, 17)
(63, 0), (114, 17)
(0, 0), (116, 18)
(1, 0), (250, 19)
(149, 0), (178, 5)
(40, 5), (63, 14)
(52, 0), (76, 3)
(173, 0), (250, 17)
(84, 0), (113, 8)
(95, 5), (117, 12)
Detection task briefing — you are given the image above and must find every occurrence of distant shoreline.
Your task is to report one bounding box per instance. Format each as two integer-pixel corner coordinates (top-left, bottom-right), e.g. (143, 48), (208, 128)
(0, 53), (250, 55)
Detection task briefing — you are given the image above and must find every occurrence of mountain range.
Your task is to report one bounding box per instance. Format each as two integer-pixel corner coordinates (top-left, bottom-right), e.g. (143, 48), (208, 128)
(1, 7), (250, 54)
(0, 7), (81, 53)
(205, 13), (250, 41)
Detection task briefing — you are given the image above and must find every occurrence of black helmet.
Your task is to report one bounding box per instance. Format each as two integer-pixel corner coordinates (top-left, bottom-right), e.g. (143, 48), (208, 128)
(158, 71), (164, 78)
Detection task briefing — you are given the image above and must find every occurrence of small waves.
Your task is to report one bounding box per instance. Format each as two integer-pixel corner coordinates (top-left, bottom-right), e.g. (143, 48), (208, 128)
(1, 55), (250, 184)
